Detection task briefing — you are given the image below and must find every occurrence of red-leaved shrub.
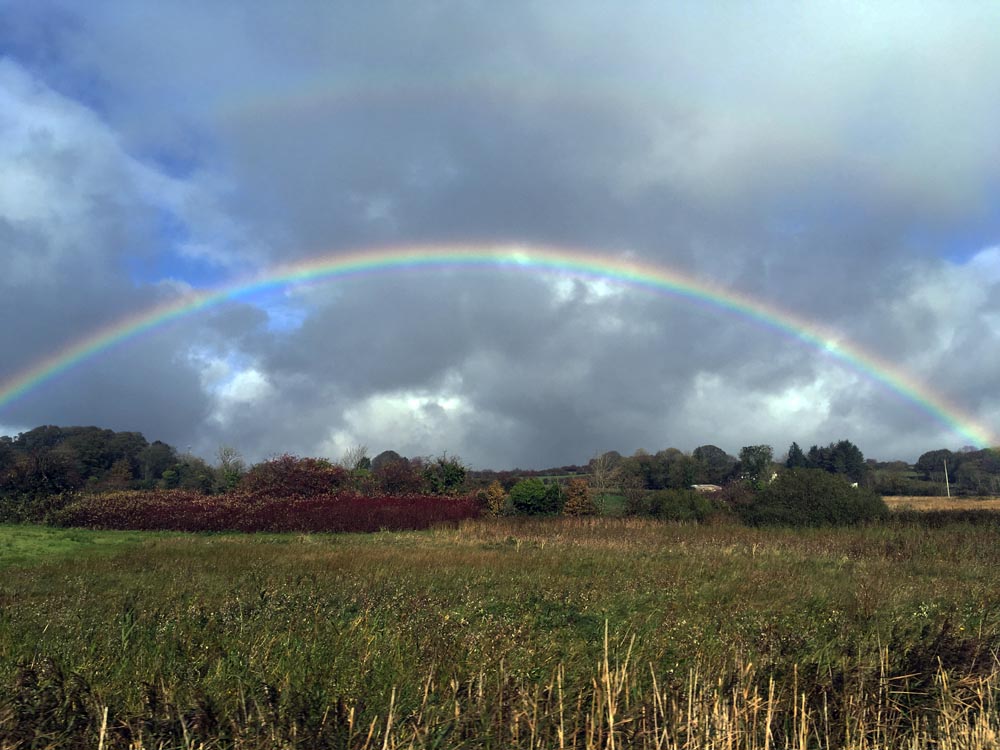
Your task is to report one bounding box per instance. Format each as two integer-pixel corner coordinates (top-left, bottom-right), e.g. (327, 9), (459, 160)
(51, 489), (479, 533)
(50, 490), (229, 531)
(237, 455), (347, 500)
(229, 493), (479, 533)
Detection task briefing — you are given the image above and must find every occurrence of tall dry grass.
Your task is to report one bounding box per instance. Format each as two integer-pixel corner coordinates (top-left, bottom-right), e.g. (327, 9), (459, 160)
(13, 628), (999, 749)
(883, 496), (1000, 511)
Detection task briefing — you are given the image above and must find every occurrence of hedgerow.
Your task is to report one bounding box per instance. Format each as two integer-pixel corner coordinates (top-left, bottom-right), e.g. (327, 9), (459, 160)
(51, 489), (479, 533)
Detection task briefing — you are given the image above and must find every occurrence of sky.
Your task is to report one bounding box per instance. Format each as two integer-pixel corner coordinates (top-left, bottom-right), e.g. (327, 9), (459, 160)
(2, 1), (1000, 469)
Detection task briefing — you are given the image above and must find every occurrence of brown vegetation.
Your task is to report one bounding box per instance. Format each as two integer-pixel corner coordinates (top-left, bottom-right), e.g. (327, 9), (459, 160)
(883, 495), (1000, 511)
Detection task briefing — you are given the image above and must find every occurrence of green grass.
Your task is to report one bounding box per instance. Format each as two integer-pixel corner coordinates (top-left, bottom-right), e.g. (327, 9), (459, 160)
(0, 524), (176, 569)
(2, 517), (1000, 747)
(595, 492), (626, 515)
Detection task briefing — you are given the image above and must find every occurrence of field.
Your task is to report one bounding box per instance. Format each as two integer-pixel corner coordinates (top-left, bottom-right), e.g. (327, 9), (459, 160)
(0, 525), (175, 570)
(3, 518), (1000, 748)
(883, 495), (1000, 511)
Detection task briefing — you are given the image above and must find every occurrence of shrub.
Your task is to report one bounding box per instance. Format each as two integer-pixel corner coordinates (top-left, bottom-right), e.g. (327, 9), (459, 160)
(646, 489), (716, 522)
(509, 478), (562, 515)
(483, 480), (507, 517)
(0, 491), (78, 524)
(871, 473), (947, 497)
(237, 455), (347, 500)
(51, 490), (480, 533)
(561, 478), (598, 516)
(374, 458), (423, 495)
(420, 454), (468, 495)
(233, 493), (480, 533)
(713, 481), (756, 511)
(741, 468), (888, 526)
(50, 490), (223, 531)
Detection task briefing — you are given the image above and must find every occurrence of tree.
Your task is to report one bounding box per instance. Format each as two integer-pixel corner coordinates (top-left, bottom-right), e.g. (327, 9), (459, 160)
(620, 473), (648, 515)
(2, 445), (82, 498)
(561, 478), (597, 516)
(421, 454), (467, 495)
(106, 431), (149, 467)
(0, 437), (14, 475)
(173, 455), (215, 493)
(621, 450), (661, 490)
(0, 446), (82, 522)
(692, 445), (737, 484)
(915, 449), (957, 482)
(666, 453), (698, 490)
(738, 445), (774, 488)
(806, 440), (867, 483)
(949, 449), (1000, 495)
(100, 458), (135, 490)
(371, 450), (403, 474)
(340, 444), (370, 471)
(648, 448), (685, 490)
(138, 441), (177, 484)
(587, 452), (622, 513)
(215, 445), (246, 492)
(374, 457), (423, 495)
(509, 478), (562, 515)
(15, 426), (66, 452)
(785, 442), (810, 469)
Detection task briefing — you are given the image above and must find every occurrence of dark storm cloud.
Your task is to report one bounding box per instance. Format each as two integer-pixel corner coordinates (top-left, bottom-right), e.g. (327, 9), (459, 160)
(2, 2), (999, 465)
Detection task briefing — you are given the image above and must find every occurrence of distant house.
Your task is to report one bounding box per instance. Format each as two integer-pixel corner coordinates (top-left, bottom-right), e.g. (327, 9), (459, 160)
(691, 484), (722, 493)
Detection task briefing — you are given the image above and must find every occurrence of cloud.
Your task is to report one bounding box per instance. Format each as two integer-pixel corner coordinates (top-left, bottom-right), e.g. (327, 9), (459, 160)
(1, 3), (999, 466)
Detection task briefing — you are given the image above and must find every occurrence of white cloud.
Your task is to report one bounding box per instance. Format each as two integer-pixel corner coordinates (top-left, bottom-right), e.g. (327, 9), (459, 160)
(673, 369), (859, 453)
(204, 362), (276, 429)
(319, 386), (475, 462)
(888, 249), (1000, 370)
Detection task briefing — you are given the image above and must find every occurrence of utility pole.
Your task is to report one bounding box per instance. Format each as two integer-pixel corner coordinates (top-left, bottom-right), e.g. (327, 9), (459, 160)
(943, 459), (951, 498)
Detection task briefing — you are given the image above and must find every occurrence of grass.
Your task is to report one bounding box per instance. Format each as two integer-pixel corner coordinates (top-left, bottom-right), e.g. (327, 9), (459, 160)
(0, 524), (175, 570)
(2, 517), (1000, 747)
(883, 495), (1000, 511)
(595, 492), (626, 516)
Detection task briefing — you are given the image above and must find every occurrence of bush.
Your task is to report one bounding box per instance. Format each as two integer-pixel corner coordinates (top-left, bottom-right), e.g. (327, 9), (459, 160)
(0, 491), (78, 524)
(646, 489), (717, 522)
(51, 490), (480, 533)
(373, 458), (423, 495)
(50, 490), (221, 531)
(483, 480), (507, 517)
(871, 473), (947, 496)
(238, 455), (347, 500)
(561, 478), (598, 516)
(509, 478), (562, 515)
(741, 468), (888, 526)
(420, 454), (468, 495)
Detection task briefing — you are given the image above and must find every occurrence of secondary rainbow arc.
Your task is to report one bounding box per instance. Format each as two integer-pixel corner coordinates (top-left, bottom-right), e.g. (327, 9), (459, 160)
(0, 243), (995, 448)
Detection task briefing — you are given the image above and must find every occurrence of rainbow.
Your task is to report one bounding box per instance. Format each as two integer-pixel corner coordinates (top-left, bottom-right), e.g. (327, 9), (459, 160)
(0, 243), (996, 447)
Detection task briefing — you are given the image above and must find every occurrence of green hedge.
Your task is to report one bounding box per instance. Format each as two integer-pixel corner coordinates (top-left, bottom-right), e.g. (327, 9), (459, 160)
(742, 468), (888, 526)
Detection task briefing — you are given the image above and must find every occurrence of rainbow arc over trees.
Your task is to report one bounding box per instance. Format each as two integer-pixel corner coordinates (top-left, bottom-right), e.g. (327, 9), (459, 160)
(0, 243), (996, 448)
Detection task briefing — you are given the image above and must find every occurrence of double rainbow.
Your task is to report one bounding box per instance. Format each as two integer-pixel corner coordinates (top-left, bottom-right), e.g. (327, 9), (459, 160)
(1, 243), (995, 447)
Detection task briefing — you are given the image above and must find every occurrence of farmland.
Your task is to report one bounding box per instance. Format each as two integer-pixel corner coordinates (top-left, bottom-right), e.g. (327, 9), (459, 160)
(883, 495), (1000, 511)
(3, 517), (1000, 748)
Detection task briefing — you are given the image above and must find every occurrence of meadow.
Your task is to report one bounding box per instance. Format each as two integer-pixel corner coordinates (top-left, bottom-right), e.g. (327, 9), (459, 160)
(882, 495), (1000, 511)
(3, 517), (1000, 748)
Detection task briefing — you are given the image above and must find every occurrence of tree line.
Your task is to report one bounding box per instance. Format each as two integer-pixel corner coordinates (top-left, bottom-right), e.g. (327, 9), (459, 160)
(2, 424), (999, 524)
